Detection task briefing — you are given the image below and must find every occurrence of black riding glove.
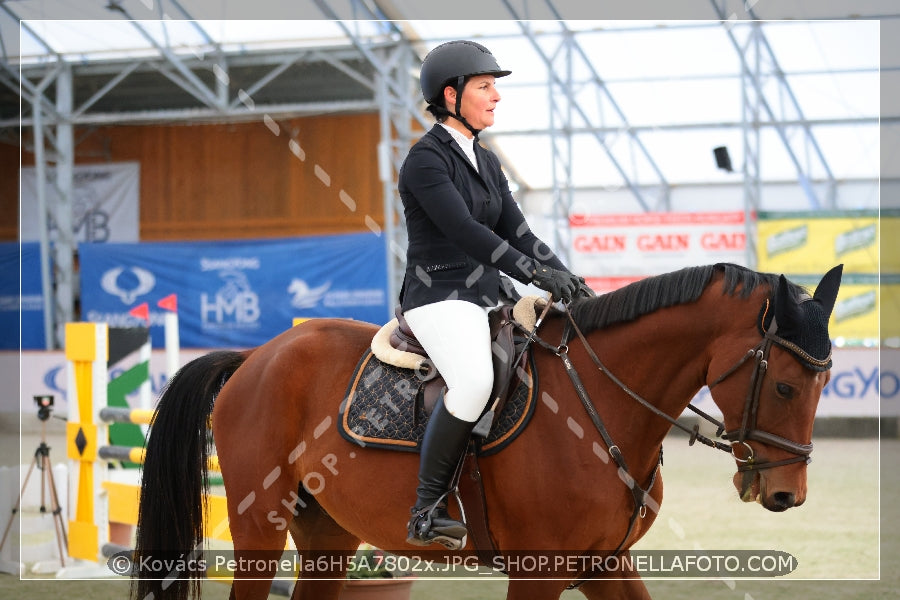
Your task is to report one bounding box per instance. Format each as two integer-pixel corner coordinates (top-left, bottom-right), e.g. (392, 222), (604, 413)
(530, 264), (580, 303)
(575, 276), (596, 299)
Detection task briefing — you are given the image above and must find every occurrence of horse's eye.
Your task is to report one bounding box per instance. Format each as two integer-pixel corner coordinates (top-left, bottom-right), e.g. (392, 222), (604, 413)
(775, 382), (795, 399)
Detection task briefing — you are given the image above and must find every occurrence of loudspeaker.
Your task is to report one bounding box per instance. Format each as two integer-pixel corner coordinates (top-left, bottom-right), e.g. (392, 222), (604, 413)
(713, 146), (733, 172)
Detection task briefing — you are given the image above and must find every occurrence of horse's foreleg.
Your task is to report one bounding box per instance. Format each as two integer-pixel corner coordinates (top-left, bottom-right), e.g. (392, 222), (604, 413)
(576, 577), (651, 600)
(505, 577), (570, 600)
(575, 551), (651, 600)
(287, 494), (361, 600)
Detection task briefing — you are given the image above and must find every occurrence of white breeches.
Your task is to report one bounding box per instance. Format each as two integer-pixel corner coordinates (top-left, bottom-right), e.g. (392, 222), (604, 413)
(403, 300), (494, 423)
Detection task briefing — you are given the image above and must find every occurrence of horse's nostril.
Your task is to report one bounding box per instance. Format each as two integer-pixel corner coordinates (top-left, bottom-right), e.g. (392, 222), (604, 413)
(771, 491), (795, 511)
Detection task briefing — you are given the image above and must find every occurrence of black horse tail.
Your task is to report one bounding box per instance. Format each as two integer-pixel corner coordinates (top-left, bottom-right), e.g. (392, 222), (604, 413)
(131, 350), (248, 600)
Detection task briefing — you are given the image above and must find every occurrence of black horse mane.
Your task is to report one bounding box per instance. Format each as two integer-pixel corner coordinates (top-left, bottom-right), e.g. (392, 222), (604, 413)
(569, 263), (806, 335)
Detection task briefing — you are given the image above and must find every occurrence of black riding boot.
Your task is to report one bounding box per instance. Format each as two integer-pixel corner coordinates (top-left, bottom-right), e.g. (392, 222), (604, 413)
(406, 393), (473, 549)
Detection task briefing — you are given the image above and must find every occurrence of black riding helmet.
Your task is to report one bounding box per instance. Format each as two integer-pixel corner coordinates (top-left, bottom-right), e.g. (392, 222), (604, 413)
(420, 40), (511, 139)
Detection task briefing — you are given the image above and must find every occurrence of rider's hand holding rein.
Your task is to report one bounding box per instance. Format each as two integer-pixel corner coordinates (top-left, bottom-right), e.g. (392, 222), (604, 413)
(531, 263), (582, 303)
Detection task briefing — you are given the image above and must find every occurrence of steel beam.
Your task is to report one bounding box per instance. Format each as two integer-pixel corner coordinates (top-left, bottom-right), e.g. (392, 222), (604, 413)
(500, 5), (672, 211)
(313, 0), (428, 306)
(106, 1), (223, 111)
(711, 2), (838, 209)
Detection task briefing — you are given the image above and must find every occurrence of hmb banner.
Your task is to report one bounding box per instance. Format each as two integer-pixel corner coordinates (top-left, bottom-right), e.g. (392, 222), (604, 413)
(78, 233), (389, 348)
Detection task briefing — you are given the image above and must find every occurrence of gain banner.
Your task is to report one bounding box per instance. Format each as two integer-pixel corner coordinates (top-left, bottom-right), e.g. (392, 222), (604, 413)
(78, 233), (389, 348)
(569, 211), (749, 294)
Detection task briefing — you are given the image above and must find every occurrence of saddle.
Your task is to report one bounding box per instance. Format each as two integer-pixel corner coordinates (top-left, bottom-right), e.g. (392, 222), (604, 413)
(339, 298), (544, 452)
(389, 303), (522, 423)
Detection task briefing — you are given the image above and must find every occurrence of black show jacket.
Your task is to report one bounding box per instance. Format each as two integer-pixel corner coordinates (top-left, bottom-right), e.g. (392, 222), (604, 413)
(398, 124), (567, 312)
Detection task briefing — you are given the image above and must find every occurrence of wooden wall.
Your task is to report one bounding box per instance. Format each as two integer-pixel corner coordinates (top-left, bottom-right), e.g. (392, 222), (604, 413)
(0, 142), (18, 240)
(2, 113), (390, 242)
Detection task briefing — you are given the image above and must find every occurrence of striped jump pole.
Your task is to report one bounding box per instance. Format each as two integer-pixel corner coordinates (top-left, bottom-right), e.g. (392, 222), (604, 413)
(96, 442), (221, 472)
(97, 407), (154, 425)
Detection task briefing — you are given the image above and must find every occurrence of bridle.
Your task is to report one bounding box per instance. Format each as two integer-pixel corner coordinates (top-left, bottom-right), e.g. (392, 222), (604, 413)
(711, 336), (813, 463)
(711, 296), (831, 464)
(566, 296), (827, 467)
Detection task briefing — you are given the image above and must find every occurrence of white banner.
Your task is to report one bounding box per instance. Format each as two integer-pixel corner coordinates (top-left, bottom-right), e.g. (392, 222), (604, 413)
(570, 212), (749, 293)
(5, 347), (894, 418)
(20, 162), (140, 243)
(9, 348), (205, 415)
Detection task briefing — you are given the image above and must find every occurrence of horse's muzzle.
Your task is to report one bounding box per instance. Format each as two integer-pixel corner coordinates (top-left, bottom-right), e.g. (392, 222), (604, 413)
(734, 470), (804, 511)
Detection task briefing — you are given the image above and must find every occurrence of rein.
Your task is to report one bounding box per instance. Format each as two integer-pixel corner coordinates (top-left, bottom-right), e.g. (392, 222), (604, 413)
(525, 304), (817, 588)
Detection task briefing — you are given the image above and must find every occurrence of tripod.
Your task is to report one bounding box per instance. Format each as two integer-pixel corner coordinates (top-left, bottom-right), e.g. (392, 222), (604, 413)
(0, 419), (68, 568)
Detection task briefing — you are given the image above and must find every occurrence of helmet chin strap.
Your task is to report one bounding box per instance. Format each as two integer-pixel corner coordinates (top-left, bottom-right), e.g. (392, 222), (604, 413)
(435, 76), (482, 140)
(447, 113), (482, 141)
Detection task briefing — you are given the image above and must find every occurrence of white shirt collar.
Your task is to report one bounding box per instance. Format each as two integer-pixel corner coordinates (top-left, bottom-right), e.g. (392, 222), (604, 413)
(440, 122), (478, 172)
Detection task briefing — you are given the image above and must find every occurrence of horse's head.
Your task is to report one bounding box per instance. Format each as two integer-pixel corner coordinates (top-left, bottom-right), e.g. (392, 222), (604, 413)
(708, 265), (843, 512)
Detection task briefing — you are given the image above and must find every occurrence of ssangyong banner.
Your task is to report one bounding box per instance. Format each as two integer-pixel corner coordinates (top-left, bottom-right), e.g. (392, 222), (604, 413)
(569, 211), (749, 293)
(78, 233), (389, 348)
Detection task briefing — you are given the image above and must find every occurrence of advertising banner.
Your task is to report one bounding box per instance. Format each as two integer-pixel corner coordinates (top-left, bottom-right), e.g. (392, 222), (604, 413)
(757, 211), (893, 343)
(12, 346), (892, 419)
(570, 212), (748, 293)
(756, 211), (879, 275)
(829, 280), (879, 342)
(12, 348), (206, 415)
(20, 162), (140, 243)
(78, 233), (389, 348)
(786, 275), (881, 343)
(0, 242), (46, 350)
(883, 282), (900, 346)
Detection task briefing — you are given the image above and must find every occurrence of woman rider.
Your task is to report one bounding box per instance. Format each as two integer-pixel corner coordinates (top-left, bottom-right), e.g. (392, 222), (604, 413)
(399, 40), (588, 548)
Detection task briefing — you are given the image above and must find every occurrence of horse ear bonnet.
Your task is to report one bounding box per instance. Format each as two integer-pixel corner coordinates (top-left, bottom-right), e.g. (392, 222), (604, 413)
(762, 265), (843, 372)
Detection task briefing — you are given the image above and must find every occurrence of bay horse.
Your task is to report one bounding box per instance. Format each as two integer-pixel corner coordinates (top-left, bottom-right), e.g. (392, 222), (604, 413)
(131, 263), (842, 600)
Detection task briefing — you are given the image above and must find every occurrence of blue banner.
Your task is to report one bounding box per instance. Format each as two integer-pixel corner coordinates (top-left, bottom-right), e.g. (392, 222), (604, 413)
(79, 234), (389, 348)
(0, 242), (47, 349)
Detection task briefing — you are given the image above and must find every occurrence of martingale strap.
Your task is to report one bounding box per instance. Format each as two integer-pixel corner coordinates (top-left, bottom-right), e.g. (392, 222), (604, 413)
(554, 315), (661, 562)
(553, 316), (664, 590)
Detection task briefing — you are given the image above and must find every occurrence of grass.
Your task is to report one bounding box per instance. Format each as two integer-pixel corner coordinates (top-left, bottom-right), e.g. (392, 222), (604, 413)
(1, 437), (891, 599)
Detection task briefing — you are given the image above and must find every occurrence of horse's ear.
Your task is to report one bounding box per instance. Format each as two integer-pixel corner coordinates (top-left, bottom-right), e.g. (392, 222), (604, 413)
(813, 264), (843, 320)
(773, 274), (802, 330)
